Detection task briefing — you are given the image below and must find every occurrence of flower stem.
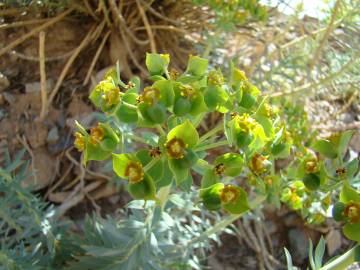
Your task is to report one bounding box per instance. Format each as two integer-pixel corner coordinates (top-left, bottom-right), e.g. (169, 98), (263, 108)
(126, 134), (151, 145)
(198, 124), (224, 143)
(121, 101), (137, 110)
(156, 124), (166, 136)
(195, 140), (229, 152)
(143, 157), (161, 172)
(186, 195), (266, 246)
(319, 245), (358, 270)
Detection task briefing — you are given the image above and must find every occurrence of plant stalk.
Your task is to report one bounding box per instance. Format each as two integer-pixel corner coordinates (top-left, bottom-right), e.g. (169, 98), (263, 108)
(186, 195), (266, 246)
(198, 124), (224, 143)
(195, 140), (229, 152)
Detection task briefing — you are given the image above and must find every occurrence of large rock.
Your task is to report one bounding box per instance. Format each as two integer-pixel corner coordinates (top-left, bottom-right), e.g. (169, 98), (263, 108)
(22, 146), (56, 190)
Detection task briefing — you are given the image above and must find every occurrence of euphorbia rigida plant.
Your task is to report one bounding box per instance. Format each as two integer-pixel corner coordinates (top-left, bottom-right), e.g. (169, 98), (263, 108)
(74, 53), (359, 269)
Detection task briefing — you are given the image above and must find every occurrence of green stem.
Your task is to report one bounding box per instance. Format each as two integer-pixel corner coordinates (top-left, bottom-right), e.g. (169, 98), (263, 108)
(143, 157), (160, 172)
(121, 101), (138, 110)
(186, 195), (266, 246)
(198, 124), (224, 143)
(126, 134), (151, 145)
(195, 159), (213, 171)
(319, 245), (358, 270)
(193, 113), (206, 128)
(156, 125), (166, 136)
(195, 140), (229, 152)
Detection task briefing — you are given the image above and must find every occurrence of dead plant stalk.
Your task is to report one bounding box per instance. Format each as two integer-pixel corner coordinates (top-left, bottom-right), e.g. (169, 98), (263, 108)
(39, 31), (47, 120)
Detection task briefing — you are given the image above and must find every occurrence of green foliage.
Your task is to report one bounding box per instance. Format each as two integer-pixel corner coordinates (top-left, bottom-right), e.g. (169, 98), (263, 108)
(192, 0), (267, 31)
(0, 147), (72, 270)
(66, 191), (223, 270)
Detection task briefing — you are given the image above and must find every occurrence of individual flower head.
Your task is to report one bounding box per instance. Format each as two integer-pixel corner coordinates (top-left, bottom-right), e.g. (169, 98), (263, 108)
(166, 137), (187, 159)
(141, 86), (161, 106)
(207, 69), (224, 86)
(204, 71), (230, 112)
(236, 113), (257, 132)
(102, 86), (121, 107)
(125, 161), (144, 184)
(281, 181), (305, 210)
(200, 183), (249, 214)
(238, 81), (260, 109)
(89, 79), (121, 112)
(169, 68), (180, 80)
(172, 82), (206, 117)
(344, 202), (360, 224)
(249, 153), (271, 175)
(145, 53), (170, 76)
(305, 156), (319, 174)
(149, 146), (162, 158)
(214, 153), (243, 177)
(179, 84), (197, 99)
(226, 112), (266, 152)
(220, 185), (240, 204)
(138, 80), (174, 126)
(165, 120), (199, 184)
(89, 124), (105, 145)
(112, 153), (156, 200)
(74, 121), (119, 165)
(333, 183), (360, 242)
(74, 132), (85, 151)
(214, 163), (226, 176)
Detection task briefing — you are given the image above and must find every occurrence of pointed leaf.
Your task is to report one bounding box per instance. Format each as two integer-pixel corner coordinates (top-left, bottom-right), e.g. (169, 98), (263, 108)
(312, 139), (338, 159)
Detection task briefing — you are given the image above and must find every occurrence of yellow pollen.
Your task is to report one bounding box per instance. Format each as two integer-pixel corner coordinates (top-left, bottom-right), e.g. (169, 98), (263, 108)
(236, 113), (257, 132)
(89, 125), (105, 145)
(103, 87), (120, 107)
(220, 185), (239, 204)
(142, 87), (160, 105)
(74, 132), (85, 151)
(166, 138), (186, 159)
(344, 202), (360, 223)
(125, 162), (144, 184)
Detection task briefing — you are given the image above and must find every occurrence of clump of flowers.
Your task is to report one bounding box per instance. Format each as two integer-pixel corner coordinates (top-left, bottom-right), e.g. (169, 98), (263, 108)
(73, 53), (359, 245)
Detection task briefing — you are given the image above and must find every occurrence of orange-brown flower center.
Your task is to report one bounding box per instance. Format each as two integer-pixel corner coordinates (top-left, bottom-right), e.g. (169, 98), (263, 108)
(166, 137), (186, 159)
(344, 202), (360, 224)
(142, 87), (160, 105)
(305, 158), (319, 174)
(250, 154), (268, 175)
(74, 132), (85, 151)
(89, 125), (105, 145)
(236, 113), (257, 132)
(179, 84), (196, 99)
(103, 87), (120, 107)
(214, 163), (226, 176)
(149, 147), (162, 158)
(125, 161), (144, 184)
(220, 185), (239, 204)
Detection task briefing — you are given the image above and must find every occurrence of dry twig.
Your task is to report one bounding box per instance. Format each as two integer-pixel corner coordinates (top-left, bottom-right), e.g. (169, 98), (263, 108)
(39, 31), (47, 120)
(136, 0), (156, 53)
(0, 18), (49, 30)
(0, 8), (74, 58)
(83, 30), (111, 85)
(47, 25), (96, 108)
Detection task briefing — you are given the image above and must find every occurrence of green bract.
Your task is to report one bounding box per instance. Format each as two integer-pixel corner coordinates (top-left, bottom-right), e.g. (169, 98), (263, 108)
(166, 120), (199, 185)
(74, 121), (119, 165)
(146, 53), (170, 76)
(200, 183), (249, 214)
